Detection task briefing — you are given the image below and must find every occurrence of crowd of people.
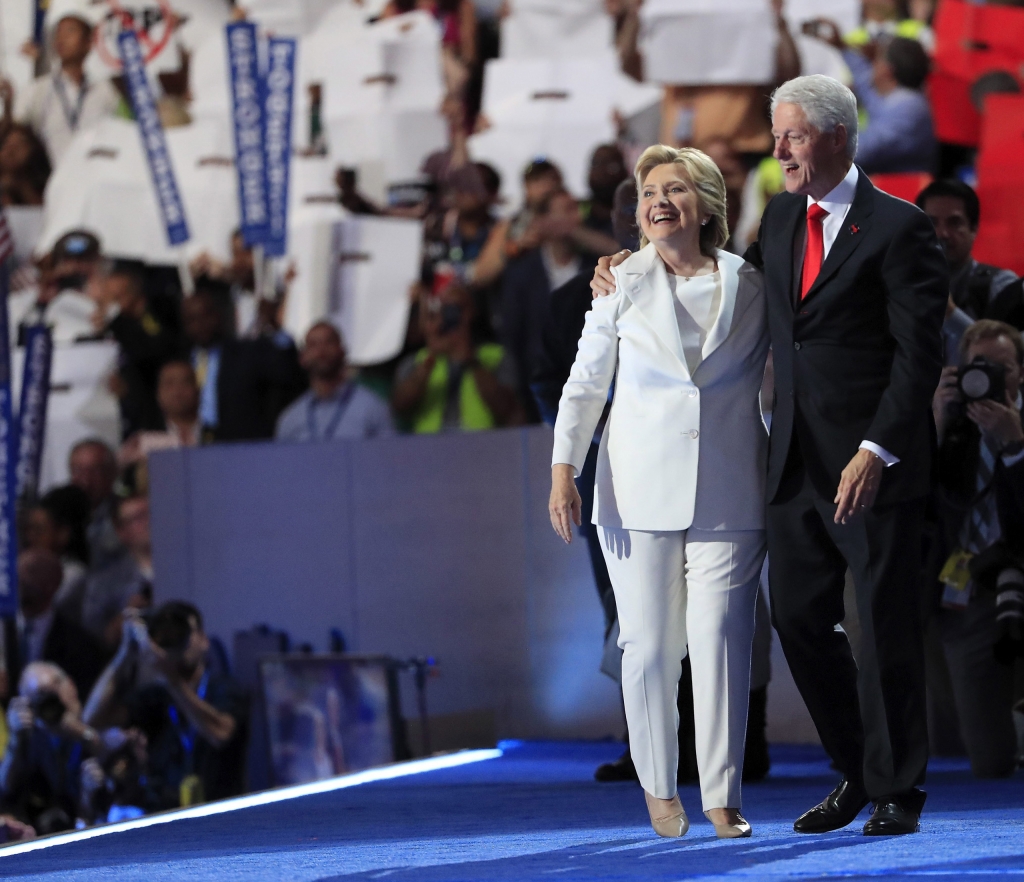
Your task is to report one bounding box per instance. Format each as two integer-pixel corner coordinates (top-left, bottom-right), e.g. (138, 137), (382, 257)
(0, 0), (1020, 838)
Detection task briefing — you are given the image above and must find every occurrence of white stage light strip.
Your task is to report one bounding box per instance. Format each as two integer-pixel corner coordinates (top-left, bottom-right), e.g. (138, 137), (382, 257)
(0, 748), (503, 858)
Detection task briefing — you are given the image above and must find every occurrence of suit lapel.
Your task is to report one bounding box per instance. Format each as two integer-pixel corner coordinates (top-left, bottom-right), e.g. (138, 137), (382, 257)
(619, 244), (688, 375)
(700, 251), (737, 364)
(802, 168), (876, 303)
(776, 196), (804, 315)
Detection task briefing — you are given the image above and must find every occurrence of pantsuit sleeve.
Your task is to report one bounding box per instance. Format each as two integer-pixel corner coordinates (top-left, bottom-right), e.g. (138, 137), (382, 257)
(865, 211), (949, 459)
(550, 285), (623, 476)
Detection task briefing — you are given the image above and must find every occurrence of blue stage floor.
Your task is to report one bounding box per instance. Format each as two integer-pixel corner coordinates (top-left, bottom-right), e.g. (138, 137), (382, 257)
(1, 741), (1022, 881)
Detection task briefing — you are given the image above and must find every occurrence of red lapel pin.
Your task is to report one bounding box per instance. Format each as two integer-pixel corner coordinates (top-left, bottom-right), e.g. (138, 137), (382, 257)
(850, 224), (860, 234)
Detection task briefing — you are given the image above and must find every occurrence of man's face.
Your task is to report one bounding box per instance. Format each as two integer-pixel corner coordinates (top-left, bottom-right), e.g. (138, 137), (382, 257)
(24, 508), (60, 554)
(773, 102), (848, 197)
(182, 297), (221, 348)
(588, 146), (627, 204)
(0, 129), (33, 173)
(523, 173), (562, 211)
(157, 363), (199, 421)
(162, 617), (209, 679)
(301, 324), (346, 379)
(53, 18), (92, 66)
(922, 195), (976, 268)
(966, 336), (1022, 403)
(116, 498), (150, 554)
(69, 444), (114, 506)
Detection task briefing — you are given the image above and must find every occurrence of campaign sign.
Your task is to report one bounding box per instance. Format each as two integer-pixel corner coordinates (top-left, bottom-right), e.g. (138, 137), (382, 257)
(118, 28), (191, 246)
(227, 21), (270, 248)
(15, 325), (53, 503)
(263, 37), (297, 257)
(0, 264), (18, 617)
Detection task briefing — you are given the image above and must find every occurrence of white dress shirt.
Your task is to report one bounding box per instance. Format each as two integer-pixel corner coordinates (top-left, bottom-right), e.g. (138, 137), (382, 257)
(808, 164), (898, 467)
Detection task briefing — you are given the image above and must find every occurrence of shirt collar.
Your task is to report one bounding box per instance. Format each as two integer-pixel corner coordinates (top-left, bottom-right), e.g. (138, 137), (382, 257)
(807, 164), (859, 214)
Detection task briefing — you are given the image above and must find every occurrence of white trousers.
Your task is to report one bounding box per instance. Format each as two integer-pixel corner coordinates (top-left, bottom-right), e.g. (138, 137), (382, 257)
(600, 527), (765, 809)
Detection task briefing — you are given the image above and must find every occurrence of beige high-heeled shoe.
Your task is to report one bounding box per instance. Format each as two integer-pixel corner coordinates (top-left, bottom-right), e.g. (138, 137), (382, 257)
(645, 791), (689, 837)
(704, 809), (752, 839)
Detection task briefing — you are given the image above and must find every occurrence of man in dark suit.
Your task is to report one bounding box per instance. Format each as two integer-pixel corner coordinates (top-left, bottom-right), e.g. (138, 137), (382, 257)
(181, 286), (305, 442)
(591, 75), (948, 835)
(18, 549), (107, 703)
(501, 189), (597, 422)
(745, 76), (948, 836)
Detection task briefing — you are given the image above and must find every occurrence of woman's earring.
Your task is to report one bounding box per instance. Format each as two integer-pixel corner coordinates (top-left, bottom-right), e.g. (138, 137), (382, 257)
(701, 218), (709, 226)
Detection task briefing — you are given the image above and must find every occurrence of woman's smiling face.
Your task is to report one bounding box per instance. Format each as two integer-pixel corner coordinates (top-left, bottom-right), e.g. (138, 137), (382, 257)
(637, 163), (705, 246)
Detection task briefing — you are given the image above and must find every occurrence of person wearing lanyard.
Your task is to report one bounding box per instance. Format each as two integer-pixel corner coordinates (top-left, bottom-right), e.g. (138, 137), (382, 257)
(12, 8), (120, 165)
(275, 321), (395, 442)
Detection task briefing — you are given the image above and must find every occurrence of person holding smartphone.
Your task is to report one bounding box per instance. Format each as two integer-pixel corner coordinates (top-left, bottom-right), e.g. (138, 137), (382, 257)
(392, 273), (524, 433)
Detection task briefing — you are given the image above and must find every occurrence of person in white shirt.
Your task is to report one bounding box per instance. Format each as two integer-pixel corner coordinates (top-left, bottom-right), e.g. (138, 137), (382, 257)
(14, 6), (120, 167)
(8, 230), (101, 345)
(549, 146), (769, 841)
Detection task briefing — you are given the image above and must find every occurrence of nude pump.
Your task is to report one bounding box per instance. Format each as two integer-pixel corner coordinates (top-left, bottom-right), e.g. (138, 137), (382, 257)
(645, 791), (689, 838)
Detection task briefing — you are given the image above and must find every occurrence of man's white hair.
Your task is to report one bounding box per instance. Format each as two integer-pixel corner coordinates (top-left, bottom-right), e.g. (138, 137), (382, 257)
(771, 75), (859, 160)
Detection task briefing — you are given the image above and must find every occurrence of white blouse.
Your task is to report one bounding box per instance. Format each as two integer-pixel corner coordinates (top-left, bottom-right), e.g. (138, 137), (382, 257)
(667, 270), (723, 375)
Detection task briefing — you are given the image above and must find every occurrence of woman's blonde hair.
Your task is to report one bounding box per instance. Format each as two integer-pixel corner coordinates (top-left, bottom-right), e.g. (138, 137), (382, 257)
(633, 145), (729, 253)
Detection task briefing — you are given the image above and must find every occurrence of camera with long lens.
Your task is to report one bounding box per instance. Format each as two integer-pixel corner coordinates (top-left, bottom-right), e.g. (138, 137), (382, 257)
(958, 356), (1007, 403)
(29, 691), (66, 728)
(969, 544), (1024, 664)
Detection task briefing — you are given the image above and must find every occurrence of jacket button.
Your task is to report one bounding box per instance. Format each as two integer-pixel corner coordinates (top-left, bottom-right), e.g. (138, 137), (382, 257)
(689, 389), (698, 398)
(689, 430), (699, 439)
(793, 342), (802, 351)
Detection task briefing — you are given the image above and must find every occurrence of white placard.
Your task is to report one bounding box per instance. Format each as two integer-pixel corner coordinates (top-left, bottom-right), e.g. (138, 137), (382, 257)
(0, 0), (35, 99)
(38, 117), (240, 264)
(328, 217), (420, 366)
(500, 0), (615, 59)
(785, 0), (861, 33)
(11, 341), (121, 494)
(639, 6), (778, 85)
(4, 207), (44, 265)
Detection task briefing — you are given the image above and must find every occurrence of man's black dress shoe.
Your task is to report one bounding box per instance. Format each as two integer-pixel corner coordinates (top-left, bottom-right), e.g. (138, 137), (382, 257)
(594, 750), (639, 782)
(793, 778), (870, 833)
(863, 799), (921, 835)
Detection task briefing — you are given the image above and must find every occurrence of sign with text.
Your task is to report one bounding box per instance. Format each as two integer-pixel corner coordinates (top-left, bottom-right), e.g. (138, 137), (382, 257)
(118, 28), (191, 246)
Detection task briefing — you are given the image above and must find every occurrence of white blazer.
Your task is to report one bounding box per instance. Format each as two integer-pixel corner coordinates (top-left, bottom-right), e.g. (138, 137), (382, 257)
(552, 245), (769, 532)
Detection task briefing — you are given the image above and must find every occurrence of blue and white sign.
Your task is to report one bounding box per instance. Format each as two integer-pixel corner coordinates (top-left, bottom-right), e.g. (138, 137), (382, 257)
(262, 37), (297, 258)
(15, 325), (52, 503)
(227, 21), (269, 248)
(118, 28), (190, 247)
(0, 263), (18, 617)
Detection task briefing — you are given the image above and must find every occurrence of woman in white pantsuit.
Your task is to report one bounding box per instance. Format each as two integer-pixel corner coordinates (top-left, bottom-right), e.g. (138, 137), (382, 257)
(549, 146), (769, 839)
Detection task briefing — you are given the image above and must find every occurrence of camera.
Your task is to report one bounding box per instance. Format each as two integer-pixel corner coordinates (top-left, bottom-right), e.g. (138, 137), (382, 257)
(958, 356), (1006, 403)
(439, 304), (463, 334)
(30, 691), (66, 728)
(969, 544), (1024, 664)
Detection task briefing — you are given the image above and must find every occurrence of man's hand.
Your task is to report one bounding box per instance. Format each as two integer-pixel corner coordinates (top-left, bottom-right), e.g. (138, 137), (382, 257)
(967, 393), (1024, 450)
(549, 464), (583, 544)
(933, 365), (961, 437)
(6, 697), (33, 734)
(591, 250), (630, 299)
(834, 448), (884, 524)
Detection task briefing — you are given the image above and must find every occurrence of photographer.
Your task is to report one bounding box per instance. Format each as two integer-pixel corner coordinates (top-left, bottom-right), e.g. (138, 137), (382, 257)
(83, 602), (248, 809)
(392, 276), (524, 433)
(930, 320), (1024, 778)
(0, 662), (101, 833)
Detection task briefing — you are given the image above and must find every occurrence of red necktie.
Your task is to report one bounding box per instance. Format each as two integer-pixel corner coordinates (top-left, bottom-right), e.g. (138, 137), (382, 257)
(801, 203), (830, 300)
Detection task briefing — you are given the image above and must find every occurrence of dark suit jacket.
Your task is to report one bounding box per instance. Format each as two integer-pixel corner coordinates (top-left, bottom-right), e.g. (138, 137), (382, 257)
(744, 168), (948, 504)
(502, 249), (596, 422)
(530, 271), (595, 426)
(42, 612), (108, 704)
(209, 336), (306, 442)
